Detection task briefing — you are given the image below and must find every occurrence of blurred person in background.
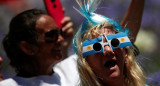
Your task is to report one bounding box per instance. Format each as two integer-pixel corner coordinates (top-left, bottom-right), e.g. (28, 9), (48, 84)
(0, 9), (73, 86)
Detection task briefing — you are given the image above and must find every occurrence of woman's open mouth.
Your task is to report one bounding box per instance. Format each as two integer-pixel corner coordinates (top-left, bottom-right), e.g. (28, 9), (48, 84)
(104, 60), (117, 69)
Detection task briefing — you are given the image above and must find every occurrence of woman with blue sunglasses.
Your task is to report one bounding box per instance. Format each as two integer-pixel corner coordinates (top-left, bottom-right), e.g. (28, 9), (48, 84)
(73, 0), (146, 86)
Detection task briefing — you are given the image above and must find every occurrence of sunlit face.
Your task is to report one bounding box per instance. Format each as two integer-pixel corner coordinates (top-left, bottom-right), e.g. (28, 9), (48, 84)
(34, 15), (64, 67)
(85, 28), (128, 85)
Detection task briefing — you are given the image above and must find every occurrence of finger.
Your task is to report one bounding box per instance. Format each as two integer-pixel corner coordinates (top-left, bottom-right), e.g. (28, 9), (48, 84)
(62, 22), (73, 32)
(61, 17), (71, 25)
(62, 8), (65, 14)
(65, 27), (74, 36)
(0, 57), (3, 64)
(63, 28), (73, 38)
(0, 57), (2, 81)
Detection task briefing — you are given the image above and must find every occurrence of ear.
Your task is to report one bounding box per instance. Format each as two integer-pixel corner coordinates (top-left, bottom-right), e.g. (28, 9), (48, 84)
(19, 41), (35, 55)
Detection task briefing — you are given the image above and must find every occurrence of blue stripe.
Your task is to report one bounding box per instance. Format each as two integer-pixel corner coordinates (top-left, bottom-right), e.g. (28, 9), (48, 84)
(111, 42), (132, 50)
(106, 32), (127, 40)
(83, 48), (103, 57)
(83, 36), (102, 47)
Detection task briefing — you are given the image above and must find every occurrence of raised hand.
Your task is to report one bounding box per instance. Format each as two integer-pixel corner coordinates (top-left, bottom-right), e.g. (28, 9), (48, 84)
(61, 17), (74, 59)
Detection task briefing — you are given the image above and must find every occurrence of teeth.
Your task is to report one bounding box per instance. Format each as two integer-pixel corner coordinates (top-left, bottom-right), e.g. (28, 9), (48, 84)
(104, 60), (117, 68)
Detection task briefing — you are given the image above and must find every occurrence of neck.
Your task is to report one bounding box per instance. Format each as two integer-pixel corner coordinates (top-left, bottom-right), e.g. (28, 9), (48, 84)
(17, 61), (54, 78)
(102, 78), (125, 86)
(17, 69), (54, 78)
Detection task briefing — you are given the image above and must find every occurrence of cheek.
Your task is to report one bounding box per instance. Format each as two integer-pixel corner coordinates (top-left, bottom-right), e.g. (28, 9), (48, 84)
(114, 49), (126, 68)
(86, 55), (100, 68)
(37, 43), (53, 55)
(114, 48), (125, 59)
(86, 54), (104, 74)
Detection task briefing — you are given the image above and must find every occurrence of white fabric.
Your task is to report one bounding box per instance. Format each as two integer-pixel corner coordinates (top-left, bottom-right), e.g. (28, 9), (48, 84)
(0, 72), (61, 86)
(54, 54), (79, 86)
(0, 54), (79, 86)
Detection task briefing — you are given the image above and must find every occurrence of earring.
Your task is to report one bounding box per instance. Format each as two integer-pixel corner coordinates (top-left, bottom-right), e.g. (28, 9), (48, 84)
(125, 61), (127, 64)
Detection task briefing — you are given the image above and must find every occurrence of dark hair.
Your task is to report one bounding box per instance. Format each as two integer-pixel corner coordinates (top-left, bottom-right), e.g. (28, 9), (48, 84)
(2, 9), (47, 72)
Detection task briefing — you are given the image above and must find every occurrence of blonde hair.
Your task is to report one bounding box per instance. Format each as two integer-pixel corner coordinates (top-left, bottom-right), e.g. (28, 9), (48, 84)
(76, 22), (146, 86)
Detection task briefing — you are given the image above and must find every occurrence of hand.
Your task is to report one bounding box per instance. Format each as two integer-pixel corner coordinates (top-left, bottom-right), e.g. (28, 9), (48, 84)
(121, 0), (145, 43)
(61, 17), (74, 59)
(0, 57), (3, 81)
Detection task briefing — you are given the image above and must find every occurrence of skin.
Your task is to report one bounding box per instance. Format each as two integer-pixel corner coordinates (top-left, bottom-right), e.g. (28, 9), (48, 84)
(86, 28), (128, 86)
(0, 57), (2, 81)
(32, 15), (64, 75)
(19, 15), (73, 76)
(32, 15), (73, 75)
(0, 0), (145, 81)
(61, 17), (74, 59)
(121, 0), (145, 43)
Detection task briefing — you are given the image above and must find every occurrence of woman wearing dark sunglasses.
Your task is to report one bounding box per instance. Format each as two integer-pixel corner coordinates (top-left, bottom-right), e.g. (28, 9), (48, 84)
(0, 9), (73, 86)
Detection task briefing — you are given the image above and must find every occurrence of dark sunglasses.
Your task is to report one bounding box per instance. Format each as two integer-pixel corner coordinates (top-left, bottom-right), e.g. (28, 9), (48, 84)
(44, 28), (63, 43)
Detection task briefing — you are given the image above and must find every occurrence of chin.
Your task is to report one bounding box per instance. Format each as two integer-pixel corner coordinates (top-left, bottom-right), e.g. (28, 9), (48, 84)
(102, 72), (122, 86)
(56, 54), (63, 60)
(109, 71), (121, 79)
(108, 67), (122, 80)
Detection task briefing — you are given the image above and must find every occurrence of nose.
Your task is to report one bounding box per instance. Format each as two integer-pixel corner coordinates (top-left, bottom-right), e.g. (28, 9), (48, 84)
(103, 45), (114, 56)
(57, 34), (64, 43)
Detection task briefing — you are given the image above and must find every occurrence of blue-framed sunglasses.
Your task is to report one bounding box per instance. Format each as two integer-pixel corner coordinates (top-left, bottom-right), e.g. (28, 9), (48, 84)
(82, 32), (132, 58)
